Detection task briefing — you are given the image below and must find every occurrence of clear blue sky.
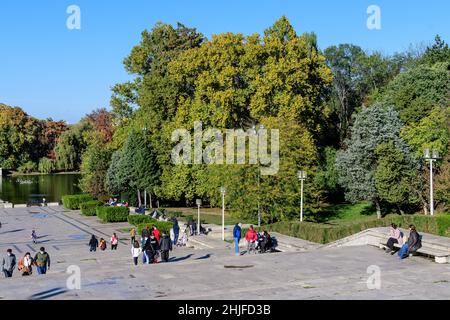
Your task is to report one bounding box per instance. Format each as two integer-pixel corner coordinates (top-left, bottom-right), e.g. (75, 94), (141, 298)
(0, 0), (449, 124)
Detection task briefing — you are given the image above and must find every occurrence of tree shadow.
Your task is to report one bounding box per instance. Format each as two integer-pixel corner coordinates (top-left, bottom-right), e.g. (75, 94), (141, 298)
(169, 254), (194, 262)
(195, 253), (212, 260)
(0, 229), (25, 235)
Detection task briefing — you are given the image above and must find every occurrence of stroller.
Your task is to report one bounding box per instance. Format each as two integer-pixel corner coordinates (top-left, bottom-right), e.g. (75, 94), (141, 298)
(176, 230), (188, 247)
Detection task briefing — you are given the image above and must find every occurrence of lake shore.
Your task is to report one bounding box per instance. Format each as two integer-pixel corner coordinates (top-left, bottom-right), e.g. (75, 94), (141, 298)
(9, 171), (81, 177)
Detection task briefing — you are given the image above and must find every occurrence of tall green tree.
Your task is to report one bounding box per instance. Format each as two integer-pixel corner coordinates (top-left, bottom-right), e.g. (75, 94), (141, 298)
(336, 104), (417, 218)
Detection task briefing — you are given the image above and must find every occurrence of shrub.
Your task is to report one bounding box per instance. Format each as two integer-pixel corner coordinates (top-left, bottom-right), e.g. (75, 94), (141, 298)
(436, 214), (450, 237)
(17, 161), (37, 174)
(62, 194), (93, 210)
(38, 158), (55, 174)
(266, 214), (449, 244)
(127, 215), (157, 226)
(96, 206), (129, 223)
(137, 221), (174, 235)
(80, 200), (103, 216)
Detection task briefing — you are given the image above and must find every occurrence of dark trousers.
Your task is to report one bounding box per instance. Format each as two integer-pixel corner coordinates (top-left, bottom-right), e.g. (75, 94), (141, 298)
(387, 238), (398, 250)
(90, 246), (96, 252)
(133, 257), (138, 265)
(111, 244), (118, 250)
(3, 270), (13, 278)
(161, 250), (170, 262)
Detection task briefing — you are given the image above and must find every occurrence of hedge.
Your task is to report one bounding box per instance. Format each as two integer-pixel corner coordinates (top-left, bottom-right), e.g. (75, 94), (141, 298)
(127, 215), (157, 226)
(96, 206), (129, 223)
(62, 194), (93, 210)
(137, 221), (174, 235)
(266, 214), (450, 244)
(80, 200), (103, 216)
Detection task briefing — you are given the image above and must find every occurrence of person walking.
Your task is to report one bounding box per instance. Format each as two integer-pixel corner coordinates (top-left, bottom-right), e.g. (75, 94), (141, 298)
(31, 229), (37, 244)
(89, 235), (99, 252)
(131, 241), (142, 266)
(233, 223), (242, 256)
(111, 233), (119, 250)
(145, 234), (159, 264)
(152, 225), (161, 243)
(2, 249), (16, 278)
(245, 225), (258, 254)
(159, 232), (173, 262)
(34, 247), (50, 275)
(141, 236), (149, 264)
(18, 252), (33, 276)
(141, 225), (151, 239)
(130, 228), (136, 245)
(173, 220), (180, 245)
(99, 238), (107, 251)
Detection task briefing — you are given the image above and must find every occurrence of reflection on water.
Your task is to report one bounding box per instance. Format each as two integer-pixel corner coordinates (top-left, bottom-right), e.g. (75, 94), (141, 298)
(0, 174), (81, 204)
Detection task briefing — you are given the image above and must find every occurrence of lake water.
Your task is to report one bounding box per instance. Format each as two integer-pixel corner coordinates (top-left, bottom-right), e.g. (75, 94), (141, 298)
(0, 174), (81, 204)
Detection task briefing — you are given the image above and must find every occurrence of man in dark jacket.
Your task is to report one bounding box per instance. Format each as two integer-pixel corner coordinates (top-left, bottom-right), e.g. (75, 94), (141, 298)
(398, 225), (422, 259)
(2, 249), (16, 278)
(145, 235), (159, 264)
(89, 235), (99, 252)
(159, 233), (173, 262)
(407, 225), (422, 255)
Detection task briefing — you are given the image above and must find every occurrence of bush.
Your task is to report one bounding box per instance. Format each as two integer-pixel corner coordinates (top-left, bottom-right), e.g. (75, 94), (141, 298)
(137, 221), (173, 235)
(62, 194), (94, 210)
(38, 158), (55, 174)
(96, 206), (129, 223)
(17, 161), (37, 174)
(266, 214), (450, 244)
(127, 215), (157, 226)
(436, 214), (450, 237)
(80, 200), (103, 216)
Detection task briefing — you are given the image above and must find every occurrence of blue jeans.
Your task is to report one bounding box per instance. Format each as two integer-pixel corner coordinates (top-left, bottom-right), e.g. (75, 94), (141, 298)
(398, 244), (409, 259)
(37, 266), (47, 274)
(234, 238), (240, 255)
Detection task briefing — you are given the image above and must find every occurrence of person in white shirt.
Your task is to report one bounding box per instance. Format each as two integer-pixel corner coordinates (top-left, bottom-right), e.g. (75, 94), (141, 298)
(131, 241), (142, 266)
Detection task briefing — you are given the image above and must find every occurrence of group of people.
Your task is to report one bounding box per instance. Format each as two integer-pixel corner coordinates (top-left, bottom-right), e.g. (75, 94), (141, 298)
(86, 219), (187, 266)
(385, 224), (422, 259)
(106, 198), (129, 207)
(233, 224), (275, 256)
(88, 234), (113, 252)
(1, 247), (51, 278)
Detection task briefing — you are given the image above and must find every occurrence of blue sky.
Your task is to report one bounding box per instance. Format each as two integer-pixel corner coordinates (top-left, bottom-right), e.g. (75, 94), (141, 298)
(0, 0), (449, 124)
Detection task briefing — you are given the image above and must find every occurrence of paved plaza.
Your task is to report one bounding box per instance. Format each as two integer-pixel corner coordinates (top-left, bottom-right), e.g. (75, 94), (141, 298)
(0, 206), (449, 300)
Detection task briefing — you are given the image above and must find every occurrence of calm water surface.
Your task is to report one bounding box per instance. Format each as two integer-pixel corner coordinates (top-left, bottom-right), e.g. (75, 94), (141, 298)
(0, 174), (81, 204)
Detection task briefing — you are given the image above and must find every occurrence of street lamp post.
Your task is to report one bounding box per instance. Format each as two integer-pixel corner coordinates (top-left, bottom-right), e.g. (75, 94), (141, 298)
(220, 187), (226, 241)
(297, 171), (307, 222)
(252, 124), (265, 228)
(424, 149), (439, 216)
(196, 199), (202, 235)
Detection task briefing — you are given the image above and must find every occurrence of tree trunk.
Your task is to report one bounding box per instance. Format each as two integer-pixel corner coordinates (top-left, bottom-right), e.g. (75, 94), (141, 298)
(149, 193), (153, 209)
(423, 202), (429, 215)
(375, 199), (381, 219)
(137, 189), (142, 208)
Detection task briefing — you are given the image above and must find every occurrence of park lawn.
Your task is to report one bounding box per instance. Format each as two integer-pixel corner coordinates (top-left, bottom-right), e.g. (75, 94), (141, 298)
(312, 202), (376, 225)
